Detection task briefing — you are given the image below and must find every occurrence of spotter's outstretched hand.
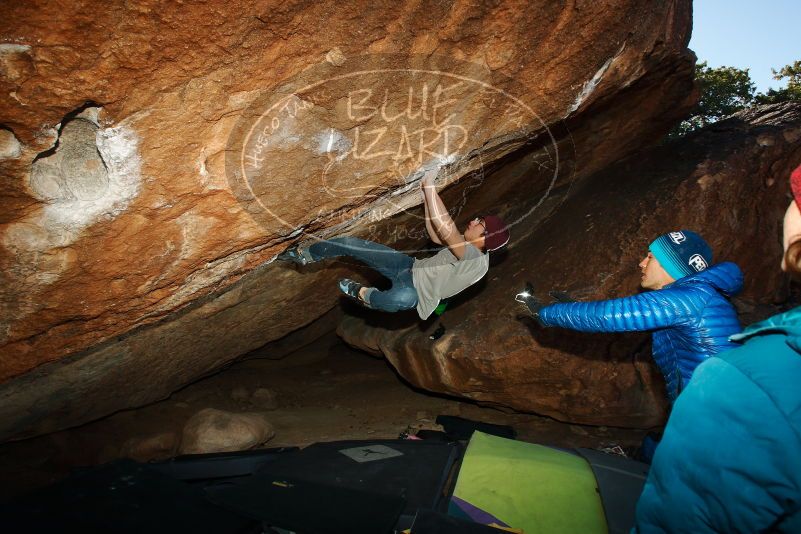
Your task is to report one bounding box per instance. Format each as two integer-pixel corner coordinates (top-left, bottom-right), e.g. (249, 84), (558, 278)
(515, 283), (544, 324)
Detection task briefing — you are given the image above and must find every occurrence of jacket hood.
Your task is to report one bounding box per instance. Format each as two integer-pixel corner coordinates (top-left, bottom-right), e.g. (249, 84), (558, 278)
(671, 261), (743, 297)
(731, 305), (801, 352)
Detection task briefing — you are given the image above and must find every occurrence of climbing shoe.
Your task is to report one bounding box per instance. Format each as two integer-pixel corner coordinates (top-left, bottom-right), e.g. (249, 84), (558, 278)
(338, 278), (368, 305)
(277, 245), (310, 266)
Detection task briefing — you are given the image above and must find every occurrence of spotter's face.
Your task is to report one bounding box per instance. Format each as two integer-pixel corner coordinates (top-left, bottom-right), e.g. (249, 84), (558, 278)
(782, 200), (801, 272)
(639, 252), (675, 290)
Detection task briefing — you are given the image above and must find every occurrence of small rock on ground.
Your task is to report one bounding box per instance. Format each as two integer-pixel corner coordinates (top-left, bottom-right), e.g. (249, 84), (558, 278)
(251, 388), (278, 410)
(120, 431), (179, 461)
(179, 408), (274, 454)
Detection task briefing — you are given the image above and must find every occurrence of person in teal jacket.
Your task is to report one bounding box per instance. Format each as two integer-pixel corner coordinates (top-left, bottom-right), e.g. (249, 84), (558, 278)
(634, 163), (801, 532)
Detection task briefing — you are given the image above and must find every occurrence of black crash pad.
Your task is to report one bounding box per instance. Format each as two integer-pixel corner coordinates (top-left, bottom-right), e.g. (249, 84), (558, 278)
(577, 448), (650, 534)
(1, 459), (256, 534)
(208, 439), (460, 533)
(148, 446), (297, 482)
(256, 439), (460, 515)
(209, 473), (406, 534)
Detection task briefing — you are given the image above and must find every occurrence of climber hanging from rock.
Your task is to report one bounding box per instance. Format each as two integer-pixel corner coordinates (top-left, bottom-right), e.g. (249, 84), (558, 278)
(277, 165), (510, 319)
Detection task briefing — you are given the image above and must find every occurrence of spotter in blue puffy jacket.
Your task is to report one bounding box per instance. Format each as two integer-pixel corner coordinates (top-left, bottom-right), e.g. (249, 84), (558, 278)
(537, 231), (743, 402)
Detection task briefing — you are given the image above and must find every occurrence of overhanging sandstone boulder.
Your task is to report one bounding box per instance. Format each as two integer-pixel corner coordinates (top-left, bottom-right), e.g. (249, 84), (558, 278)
(0, 0), (695, 440)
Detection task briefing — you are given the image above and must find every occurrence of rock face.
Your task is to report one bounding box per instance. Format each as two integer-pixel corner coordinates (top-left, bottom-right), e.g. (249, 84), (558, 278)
(0, 1), (696, 440)
(339, 102), (801, 428)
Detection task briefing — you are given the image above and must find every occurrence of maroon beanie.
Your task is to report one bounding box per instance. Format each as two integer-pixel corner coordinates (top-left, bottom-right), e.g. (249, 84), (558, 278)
(792, 164), (801, 207)
(482, 215), (510, 252)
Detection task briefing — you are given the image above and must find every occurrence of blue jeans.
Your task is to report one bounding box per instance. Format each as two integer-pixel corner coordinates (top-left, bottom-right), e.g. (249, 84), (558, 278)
(307, 236), (419, 313)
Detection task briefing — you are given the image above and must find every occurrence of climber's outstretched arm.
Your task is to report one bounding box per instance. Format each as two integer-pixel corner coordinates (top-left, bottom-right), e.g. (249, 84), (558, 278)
(421, 170), (467, 259)
(421, 172), (443, 245)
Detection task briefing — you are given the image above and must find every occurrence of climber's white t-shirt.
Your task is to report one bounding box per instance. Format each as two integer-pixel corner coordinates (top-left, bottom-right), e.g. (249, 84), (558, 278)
(412, 243), (489, 319)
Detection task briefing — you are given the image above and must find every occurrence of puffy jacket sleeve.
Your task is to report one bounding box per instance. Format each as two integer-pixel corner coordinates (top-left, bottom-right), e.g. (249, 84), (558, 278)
(635, 341), (801, 533)
(538, 287), (700, 333)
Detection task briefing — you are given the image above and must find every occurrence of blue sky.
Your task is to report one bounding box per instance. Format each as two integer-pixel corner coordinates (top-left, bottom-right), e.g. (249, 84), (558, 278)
(689, 1), (800, 93)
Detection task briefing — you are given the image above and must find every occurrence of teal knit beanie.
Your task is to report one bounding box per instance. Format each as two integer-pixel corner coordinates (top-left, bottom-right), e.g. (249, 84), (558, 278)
(648, 230), (713, 281)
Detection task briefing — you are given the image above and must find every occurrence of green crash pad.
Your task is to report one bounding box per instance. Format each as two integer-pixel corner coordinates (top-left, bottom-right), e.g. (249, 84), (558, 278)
(449, 431), (607, 534)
